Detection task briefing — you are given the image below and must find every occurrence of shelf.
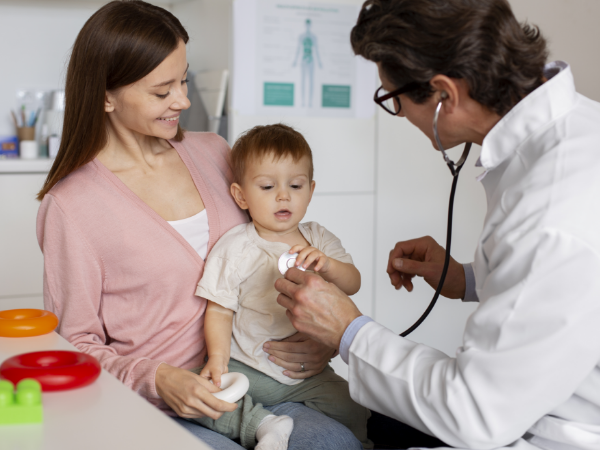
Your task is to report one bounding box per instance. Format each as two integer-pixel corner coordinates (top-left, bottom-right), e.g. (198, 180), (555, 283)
(0, 159), (54, 174)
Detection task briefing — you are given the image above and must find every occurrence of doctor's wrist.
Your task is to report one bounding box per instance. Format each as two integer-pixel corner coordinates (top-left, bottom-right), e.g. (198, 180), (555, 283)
(339, 315), (374, 364)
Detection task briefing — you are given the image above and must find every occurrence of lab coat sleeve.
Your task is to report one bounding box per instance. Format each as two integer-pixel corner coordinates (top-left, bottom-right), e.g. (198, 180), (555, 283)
(462, 263), (479, 302)
(36, 194), (164, 399)
(347, 229), (600, 449)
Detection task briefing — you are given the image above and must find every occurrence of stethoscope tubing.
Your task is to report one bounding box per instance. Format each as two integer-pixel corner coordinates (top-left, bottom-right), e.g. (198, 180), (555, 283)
(399, 100), (472, 337)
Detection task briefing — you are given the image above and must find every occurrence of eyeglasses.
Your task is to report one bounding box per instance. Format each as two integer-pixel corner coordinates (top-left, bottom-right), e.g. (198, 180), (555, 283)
(373, 82), (421, 115)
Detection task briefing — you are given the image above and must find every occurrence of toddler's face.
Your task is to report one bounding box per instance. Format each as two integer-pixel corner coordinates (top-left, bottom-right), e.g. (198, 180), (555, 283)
(231, 154), (315, 235)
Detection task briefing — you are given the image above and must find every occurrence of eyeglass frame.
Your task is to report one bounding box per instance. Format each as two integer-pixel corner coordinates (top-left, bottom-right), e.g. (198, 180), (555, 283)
(373, 82), (422, 115)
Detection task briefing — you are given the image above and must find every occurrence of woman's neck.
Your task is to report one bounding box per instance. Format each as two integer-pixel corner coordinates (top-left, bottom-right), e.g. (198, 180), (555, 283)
(97, 122), (172, 171)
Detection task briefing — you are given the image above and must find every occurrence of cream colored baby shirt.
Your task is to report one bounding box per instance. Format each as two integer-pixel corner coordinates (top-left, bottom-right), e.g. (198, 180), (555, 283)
(196, 221), (353, 385)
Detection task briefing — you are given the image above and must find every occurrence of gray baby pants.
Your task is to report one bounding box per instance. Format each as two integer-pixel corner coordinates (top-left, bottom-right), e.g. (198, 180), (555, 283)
(190, 359), (372, 449)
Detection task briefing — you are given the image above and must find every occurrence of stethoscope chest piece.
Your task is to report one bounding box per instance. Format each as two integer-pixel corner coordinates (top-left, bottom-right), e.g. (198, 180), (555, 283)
(278, 252), (307, 276)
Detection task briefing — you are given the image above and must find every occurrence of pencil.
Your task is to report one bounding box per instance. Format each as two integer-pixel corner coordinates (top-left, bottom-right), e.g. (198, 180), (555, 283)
(10, 110), (19, 128)
(33, 108), (42, 127)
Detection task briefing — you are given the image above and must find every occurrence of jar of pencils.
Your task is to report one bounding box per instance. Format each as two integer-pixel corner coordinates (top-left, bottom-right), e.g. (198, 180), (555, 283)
(16, 126), (35, 142)
(12, 108), (40, 159)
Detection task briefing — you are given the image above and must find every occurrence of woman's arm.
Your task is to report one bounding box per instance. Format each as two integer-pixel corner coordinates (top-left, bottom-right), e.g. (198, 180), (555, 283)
(37, 194), (237, 418)
(200, 301), (234, 387)
(37, 194), (164, 398)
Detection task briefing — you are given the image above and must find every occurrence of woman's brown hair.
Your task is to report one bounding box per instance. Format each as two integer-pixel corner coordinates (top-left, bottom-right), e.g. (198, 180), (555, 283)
(350, 0), (548, 116)
(37, 0), (189, 200)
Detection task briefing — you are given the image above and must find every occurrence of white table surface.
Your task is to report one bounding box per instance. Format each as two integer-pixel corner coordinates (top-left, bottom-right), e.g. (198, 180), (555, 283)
(0, 305), (213, 450)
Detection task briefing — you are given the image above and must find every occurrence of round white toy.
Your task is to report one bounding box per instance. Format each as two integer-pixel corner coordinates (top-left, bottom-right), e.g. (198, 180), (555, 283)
(211, 372), (250, 403)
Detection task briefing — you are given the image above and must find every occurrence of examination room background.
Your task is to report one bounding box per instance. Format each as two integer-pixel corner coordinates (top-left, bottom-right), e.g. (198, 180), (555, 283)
(0, 0), (598, 380)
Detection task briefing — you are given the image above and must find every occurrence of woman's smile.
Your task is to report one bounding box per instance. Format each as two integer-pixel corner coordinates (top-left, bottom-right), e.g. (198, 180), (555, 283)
(157, 114), (180, 126)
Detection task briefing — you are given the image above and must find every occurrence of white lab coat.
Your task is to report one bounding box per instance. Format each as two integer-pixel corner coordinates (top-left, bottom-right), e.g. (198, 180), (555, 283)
(347, 62), (600, 450)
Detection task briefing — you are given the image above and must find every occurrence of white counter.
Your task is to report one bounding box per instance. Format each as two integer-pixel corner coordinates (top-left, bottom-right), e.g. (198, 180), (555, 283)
(0, 159), (54, 174)
(0, 303), (212, 450)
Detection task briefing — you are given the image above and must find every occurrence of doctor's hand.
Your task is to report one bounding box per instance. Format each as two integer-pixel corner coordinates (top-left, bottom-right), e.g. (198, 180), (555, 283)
(155, 363), (237, 420)
(275, 268), (362, 350)
(263, 331), (335, 379)
(387, 236), (465, 299)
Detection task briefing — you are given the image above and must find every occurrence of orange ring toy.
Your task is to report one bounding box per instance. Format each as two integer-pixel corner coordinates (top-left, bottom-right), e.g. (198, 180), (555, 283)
(0, 309), (59, 337)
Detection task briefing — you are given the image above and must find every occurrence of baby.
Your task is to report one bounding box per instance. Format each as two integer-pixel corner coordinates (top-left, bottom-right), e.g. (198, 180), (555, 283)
(192, 124), (372, 449)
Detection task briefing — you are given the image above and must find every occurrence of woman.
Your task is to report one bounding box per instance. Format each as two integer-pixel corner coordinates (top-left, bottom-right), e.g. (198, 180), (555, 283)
(36, 2), (361, 449)
(275, 1), (600, 449)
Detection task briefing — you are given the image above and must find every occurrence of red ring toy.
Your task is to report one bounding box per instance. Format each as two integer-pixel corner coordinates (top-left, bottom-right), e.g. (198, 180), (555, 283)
(0, 309), (59, 337)
(0, 351), (101, 391)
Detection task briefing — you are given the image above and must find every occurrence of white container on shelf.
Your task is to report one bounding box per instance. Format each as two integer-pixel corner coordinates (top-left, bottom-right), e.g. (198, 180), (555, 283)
(19, 140), (38, 159)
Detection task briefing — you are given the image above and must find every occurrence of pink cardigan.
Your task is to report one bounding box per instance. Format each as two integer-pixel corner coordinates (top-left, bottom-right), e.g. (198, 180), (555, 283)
(37, 132), (248, 413)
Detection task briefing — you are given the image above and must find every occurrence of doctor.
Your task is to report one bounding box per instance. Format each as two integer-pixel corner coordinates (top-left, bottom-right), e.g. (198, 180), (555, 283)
(271, 0), (600, 449)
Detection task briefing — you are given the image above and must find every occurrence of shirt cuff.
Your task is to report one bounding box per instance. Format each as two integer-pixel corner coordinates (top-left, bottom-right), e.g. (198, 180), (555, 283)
(340, 315), (374, 364)
(462, 263), (479, 302)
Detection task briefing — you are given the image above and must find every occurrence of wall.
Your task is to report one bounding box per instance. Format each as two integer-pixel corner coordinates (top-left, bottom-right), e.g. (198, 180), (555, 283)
(511, 0), (600, 102)
(0, 1), (107, 137)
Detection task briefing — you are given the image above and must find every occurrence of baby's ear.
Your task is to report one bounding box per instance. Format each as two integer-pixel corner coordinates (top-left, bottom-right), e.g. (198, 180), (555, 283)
(230, 183), (249, 210)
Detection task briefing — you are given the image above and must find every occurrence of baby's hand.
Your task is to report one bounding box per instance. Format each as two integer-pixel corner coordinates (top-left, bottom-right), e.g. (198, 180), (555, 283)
(200, 355), (229, 388)
(289, 245), (331, 273)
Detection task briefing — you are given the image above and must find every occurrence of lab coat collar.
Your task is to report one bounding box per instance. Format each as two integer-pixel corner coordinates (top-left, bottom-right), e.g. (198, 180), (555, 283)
(479, 61), (577, 171)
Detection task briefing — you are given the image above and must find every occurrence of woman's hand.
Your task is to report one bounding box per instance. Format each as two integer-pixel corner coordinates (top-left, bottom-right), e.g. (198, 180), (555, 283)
(387, 236), (466, 299)
(155, 363), (237, 420)
(274, 268), (362, 350)
(263, 331), (337, 379)
(200, 355), (229, 388)
(289, 245), (331, 273)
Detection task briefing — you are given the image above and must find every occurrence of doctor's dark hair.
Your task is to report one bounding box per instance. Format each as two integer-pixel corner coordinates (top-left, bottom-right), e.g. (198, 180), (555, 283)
(38, 0), (188, 200)
(350, 0), (548, 116)
(231, 124), (314, 184)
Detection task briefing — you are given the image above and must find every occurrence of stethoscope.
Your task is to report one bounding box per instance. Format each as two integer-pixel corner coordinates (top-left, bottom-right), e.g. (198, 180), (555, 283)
(400, 98), (472, 337)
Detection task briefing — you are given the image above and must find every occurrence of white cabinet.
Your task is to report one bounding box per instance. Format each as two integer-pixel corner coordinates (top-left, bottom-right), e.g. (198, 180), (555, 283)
(0, 161), (51, 308)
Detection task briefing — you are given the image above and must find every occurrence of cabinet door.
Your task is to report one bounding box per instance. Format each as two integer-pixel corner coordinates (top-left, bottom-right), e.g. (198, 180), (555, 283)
(0, 174), (46, 302)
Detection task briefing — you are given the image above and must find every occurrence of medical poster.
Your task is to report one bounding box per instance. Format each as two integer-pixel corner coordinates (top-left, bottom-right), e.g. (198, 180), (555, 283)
(233, 0), (376, 118)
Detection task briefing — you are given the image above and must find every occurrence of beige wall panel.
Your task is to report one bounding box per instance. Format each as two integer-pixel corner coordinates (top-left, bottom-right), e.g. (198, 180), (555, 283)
(510, 0), (600, 101)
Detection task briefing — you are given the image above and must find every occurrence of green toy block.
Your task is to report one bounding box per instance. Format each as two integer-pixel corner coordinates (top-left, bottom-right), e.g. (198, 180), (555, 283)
(0, 378), (43, 424)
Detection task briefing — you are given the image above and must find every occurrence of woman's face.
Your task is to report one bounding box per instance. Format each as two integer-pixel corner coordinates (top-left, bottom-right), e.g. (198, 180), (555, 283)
(105, 39), (191, 141)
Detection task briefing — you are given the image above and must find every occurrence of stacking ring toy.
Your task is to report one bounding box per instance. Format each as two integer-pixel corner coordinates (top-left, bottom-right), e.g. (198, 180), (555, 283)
(212, 372), (249, 403)
(0, 351), (101, 391)
(0, 309), (59, 337)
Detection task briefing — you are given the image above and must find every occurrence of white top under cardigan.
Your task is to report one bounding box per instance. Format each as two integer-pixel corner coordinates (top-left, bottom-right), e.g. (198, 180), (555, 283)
(168, 209), (210, 260)
(344, 61), (600, 450)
